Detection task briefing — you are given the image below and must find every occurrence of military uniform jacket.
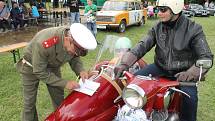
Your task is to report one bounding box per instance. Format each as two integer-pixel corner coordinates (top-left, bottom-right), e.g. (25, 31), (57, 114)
(17, 26), (84, 88)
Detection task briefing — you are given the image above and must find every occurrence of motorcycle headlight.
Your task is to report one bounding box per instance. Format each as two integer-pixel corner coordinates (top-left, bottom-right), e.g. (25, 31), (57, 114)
(122, 84), (147, 109)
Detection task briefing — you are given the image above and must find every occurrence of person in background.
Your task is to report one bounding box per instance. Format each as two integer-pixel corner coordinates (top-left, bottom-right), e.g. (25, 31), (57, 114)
(16, 23), (97, 121)
(114, 0), (213, 121)
(84, 0), (97, 37)
(10, 2), (24, 30)
(0, 1), (11, 32)
(209, 1), (214, 8)
(30, 2), (39, 25)
(67, 0), (83, 24)
(30, 2), (39, 17)
(19, 2), (30, 26)
(204, 0), (209, 8)
(18, 0), (25, 5)
(147, 5), (154, 18)
(37, 0), (45, 9)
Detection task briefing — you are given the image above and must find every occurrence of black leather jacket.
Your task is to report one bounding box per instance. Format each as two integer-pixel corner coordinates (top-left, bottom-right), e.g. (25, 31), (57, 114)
(131, 14), (213, 72)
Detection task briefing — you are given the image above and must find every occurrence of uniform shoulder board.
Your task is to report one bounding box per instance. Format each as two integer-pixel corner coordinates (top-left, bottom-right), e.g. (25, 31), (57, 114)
(42, 36), (59, 48)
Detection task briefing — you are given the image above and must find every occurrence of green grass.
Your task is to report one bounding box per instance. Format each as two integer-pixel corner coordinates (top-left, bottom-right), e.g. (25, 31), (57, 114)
(0, 16), (215, 121)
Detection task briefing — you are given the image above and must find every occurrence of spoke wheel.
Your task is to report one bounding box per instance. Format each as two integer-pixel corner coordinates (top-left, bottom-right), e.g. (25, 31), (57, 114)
(138, 17), (145, 26)
(118, 20), (126, 33)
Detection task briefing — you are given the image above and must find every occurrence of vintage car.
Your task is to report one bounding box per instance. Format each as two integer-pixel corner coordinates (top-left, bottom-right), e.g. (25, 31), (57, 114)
(182, 9), (194, 17)
(187, 4), (210, 17)
(205, 7), (215, 16)
(96, 0), (147, 33)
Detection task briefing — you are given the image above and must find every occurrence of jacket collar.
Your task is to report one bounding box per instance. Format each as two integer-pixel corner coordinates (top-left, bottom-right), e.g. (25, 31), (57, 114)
(174, 14), (185, 29)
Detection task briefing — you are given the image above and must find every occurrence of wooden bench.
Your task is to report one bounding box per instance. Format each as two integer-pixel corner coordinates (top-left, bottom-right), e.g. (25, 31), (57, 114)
(0, 42), (28, 63)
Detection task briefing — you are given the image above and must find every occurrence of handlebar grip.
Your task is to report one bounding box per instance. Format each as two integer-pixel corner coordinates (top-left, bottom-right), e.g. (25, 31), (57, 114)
(179, 82), (197, 86)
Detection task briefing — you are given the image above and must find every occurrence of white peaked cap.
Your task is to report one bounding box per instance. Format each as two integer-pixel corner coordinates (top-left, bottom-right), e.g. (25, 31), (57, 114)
(70, 23), (97, 50)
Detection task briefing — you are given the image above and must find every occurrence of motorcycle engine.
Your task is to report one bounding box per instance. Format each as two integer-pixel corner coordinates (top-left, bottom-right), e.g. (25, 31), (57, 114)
(151, 109), (168, 121)
(114, 105), (150, 121)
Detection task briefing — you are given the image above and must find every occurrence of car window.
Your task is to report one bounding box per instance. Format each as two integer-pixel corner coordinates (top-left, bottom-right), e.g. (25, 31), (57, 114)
(102, 1), (128, 11)
(190, 4), (198, 9)
(129, 2), (135, 10)
(135, 2), (141, 10)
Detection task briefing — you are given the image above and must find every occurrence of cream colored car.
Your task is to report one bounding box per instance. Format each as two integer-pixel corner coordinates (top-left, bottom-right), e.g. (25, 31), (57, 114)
(96, 0), (147, 33)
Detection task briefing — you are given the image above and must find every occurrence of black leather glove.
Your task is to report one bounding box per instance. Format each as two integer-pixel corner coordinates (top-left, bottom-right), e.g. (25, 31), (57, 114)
(175, 65), (208, 82)
(175, 71), (197, 82)
(114, 64), (128, 79)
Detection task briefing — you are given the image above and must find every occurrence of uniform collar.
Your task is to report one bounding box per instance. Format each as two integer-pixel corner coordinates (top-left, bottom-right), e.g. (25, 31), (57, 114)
(174, 14), (185, 29)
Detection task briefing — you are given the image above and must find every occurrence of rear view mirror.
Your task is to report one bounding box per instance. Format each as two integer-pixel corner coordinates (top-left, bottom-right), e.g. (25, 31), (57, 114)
(195, 59), (213, 69)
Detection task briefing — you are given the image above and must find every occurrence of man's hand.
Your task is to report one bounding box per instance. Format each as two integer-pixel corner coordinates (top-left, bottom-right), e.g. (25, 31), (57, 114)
(65, 81), (80, 90)
(80, 71), (89, 81)
(175, 71), (197, 82)
(88, 10), (92, 14)
(3, 17), (8, 20)
(113, 52), (137, 80)
(175, 65), (207, 82)
(114, 64), (128, 80)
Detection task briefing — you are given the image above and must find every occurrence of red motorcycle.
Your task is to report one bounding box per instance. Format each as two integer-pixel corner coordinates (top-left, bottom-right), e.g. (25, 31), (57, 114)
(115, 59), (212, 121)
(45, 35), (211, 121)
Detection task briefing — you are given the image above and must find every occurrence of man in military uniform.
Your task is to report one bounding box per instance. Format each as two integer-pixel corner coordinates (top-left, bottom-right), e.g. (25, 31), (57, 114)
(16, 23), (97, 121)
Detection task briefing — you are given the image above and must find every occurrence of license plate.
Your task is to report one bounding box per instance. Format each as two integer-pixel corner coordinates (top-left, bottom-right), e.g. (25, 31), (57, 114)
(97, 25), (106, 29)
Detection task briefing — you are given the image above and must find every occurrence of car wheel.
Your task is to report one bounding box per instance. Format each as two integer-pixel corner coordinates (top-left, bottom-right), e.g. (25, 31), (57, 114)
(138, 17), (145, 26)
(118, 20), (126, 33)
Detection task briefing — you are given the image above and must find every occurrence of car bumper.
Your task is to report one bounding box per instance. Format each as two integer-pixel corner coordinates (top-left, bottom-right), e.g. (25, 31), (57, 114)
(97, 24), (120, 29)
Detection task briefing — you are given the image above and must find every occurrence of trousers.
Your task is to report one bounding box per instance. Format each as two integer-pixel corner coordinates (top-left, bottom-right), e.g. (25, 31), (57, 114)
(17, 60), (64, 121)
(70, 12), (80, 24)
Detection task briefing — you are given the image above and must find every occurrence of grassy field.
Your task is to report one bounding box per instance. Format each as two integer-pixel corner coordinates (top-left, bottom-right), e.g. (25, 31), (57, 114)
(0, 16), (215, 121)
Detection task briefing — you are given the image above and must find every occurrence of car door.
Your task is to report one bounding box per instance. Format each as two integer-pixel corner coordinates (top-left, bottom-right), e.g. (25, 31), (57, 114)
(129, 2), (142, 25)
(128, 2), (137, 25)
(134, 2), (143, 22)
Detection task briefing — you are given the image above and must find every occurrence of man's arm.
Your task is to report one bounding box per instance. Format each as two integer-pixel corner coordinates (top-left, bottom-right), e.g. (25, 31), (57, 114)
(5, 7), (10, 19)
(68, 57), (84, 76)
(191, 24), (213, 61)
(130, 28), (156, 59)
(175, 24), (214, 82)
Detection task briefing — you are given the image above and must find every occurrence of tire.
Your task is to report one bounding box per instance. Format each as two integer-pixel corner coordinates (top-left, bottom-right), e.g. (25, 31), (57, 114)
(117, 20), (126, 33)
(138, 17), (145, 26)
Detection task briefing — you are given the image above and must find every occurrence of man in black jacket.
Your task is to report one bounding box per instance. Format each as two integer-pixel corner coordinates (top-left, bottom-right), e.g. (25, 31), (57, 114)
(67, 0), (83, 24)
(114, 0), (213, 120)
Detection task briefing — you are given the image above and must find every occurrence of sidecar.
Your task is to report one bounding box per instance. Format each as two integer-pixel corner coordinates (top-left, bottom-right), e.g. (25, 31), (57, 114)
(45, 71), (124, 121)
(45, 35), (147, 121)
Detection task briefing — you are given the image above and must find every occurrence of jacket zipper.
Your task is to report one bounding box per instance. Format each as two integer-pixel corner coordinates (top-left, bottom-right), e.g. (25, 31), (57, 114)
(167, 28), (175, 69)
